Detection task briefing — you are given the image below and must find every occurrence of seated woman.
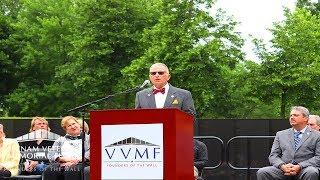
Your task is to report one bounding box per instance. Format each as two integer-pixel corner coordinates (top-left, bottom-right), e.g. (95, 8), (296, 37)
(0, 124), (20, 178)
(43, 116), (90, 180)
(21, 116), (53, 175)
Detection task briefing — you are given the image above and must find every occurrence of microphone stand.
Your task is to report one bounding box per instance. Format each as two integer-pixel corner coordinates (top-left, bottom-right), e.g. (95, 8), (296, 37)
(66, 85), (145, 180)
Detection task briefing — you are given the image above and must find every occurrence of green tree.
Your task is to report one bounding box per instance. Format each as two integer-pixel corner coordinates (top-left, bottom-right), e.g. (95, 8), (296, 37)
(0, 0), (22, 115)
(253, 8), (320, 118)
(5, 0), (161, 116)
(0, 0), (21, 18)
(296, 0), (320, 15)
(5, 0), (78, 115)
(122, 0), (244, 118)
(49, 0), (162, 114)
(227, 61), (280, 118)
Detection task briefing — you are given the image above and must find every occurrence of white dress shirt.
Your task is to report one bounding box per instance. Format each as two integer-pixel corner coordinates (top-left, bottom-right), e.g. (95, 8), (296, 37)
(293, 126), (307, 139)
(154, 83), (169, 108)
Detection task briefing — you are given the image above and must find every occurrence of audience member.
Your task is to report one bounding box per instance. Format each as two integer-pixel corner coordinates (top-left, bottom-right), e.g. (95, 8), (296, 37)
(77, 119), (89, 134)
(257, 106), (320, 180)
(21, 116), (53, 175)
(43, 116), (90, 180)
(135, 62), (196, 116)
(194, 139), (208, 180)
(307, 115), (320, 131)
(0, 124), (20, 178)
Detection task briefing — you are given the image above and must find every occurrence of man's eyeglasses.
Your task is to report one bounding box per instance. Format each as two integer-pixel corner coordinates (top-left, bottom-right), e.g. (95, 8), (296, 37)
(150, 71), (165, 75)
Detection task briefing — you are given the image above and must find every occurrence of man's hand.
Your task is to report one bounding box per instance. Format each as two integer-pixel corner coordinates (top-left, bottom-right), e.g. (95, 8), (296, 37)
(280, 163), (293, 175)
(288, 164), (301, 176)
(281, 163), (301, 176)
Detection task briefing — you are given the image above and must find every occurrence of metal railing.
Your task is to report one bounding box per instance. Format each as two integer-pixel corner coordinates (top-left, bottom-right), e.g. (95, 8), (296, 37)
(226, 136), (275, 180)
(194, 136), (224, 170)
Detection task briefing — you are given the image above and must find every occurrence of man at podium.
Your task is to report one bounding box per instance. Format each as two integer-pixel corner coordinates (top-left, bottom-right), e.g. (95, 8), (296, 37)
(135, 62), (196, 116)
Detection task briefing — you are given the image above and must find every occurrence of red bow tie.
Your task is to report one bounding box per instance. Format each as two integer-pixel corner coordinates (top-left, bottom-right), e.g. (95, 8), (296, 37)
(152, 88), (165, 94)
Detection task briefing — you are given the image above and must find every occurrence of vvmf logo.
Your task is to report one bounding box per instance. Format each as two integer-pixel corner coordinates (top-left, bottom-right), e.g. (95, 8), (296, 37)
(104, 137), (161, 162)
(101, 123), (163, 179)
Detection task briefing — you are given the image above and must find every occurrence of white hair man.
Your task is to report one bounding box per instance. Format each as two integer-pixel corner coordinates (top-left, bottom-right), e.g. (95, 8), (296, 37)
(308, 115), (320, 131)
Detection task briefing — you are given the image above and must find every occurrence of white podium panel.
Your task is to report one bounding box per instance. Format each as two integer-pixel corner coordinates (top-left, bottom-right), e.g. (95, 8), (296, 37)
(101, 123), (163, 179)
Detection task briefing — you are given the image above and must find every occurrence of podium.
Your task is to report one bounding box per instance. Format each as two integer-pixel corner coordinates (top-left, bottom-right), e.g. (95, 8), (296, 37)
(90, 108), (194, 180)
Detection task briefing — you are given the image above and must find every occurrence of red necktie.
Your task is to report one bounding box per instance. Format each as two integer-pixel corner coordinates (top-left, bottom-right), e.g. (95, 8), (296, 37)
(152, 88), (165, 94)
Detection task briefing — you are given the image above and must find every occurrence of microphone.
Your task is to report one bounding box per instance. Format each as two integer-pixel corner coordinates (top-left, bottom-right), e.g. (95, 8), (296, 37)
(67, 80), (151, 113)
(139, 80), (150, 89)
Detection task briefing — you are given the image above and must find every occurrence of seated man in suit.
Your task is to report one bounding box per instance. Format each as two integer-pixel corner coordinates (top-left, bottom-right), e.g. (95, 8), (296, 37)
(194, 139), (208, 180)
(135, 62), (196, 116)
(257, 106), (320, 180)
(307, 115), (320, 131)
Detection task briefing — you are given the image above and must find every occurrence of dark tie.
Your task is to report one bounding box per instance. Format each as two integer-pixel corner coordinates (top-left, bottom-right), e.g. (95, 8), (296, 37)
(294, 131), (302, 150)
(152, 88), (165, 94)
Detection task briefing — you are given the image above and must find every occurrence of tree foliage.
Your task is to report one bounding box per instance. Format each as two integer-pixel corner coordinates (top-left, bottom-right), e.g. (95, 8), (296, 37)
(2, 0), (320, 119)
(121, 0), (244, 118)
(5, 0), (78, 115)
(4, 0), (162, 116)
(226, 61), (281, 118)
(253, 8), (320, 118)
(296, 0), (320, 15)
(0, 0), (21, 115)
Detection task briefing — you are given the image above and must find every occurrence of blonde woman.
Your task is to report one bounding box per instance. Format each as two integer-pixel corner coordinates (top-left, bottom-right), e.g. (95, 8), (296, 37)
(44, 116), (90, 180)
(22, 117), (53, 175)
(0, 124), (20, 178)
(29, 116), (51, 132)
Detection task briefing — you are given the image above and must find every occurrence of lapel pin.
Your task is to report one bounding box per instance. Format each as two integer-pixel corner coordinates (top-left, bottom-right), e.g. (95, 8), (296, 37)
(172, 99), (179, 105)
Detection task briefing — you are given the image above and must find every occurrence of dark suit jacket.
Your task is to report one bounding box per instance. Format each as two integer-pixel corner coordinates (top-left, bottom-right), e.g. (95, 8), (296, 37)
(194, 139), (208, 173)
(135, 84), (196, 116)
(269, 126), (320, 169)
